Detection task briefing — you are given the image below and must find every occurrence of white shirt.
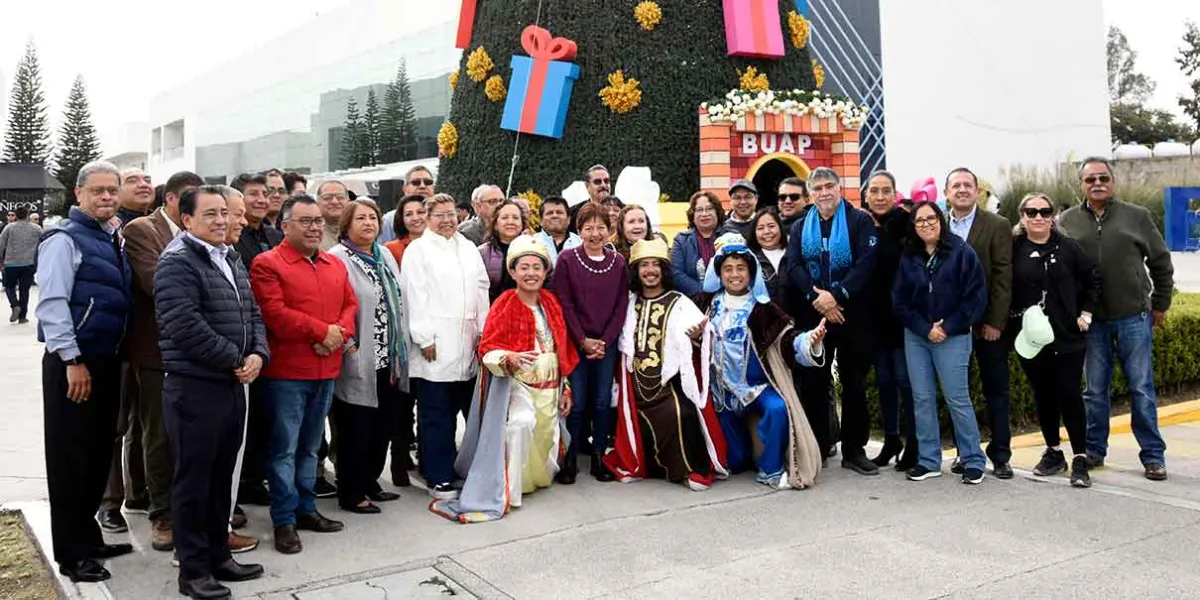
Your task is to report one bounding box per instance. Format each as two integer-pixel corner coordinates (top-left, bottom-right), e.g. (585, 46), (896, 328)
(400, 229), (490, 382)
(186, 232), (238, 298)
(763, 247), (786, 271)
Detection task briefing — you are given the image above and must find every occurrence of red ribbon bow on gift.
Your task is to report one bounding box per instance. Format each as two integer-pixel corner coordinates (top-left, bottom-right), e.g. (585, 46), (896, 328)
(910, 177), (939, 205)
(520, 25), (578, 61)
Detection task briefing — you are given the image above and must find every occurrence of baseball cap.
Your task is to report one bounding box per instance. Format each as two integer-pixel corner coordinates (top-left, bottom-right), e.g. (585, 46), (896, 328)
(1014, 305), (1055, 359)
(729, 180), (757, 196)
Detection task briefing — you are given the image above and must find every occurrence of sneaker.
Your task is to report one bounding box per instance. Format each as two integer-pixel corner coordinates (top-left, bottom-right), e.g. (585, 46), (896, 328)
(905, 465), (941, 481)
(430, 483), (458, 500)
(1085, 454), (1105, 469)
(1032, 448), (1067, 477)
(313, 477), (338, 498)
(1070, 456), (1091, 488)
(1144, 463), (1168, 481)
(228, 532), (259, 553)
(950, 459), (965, 475)
(150, 517), (174, 551)
(96, 508), (128, 533)
(962, 468), (985, 485)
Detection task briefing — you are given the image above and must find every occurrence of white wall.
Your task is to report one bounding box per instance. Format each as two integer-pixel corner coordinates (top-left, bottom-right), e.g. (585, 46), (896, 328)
(880, 0), (1111, 193)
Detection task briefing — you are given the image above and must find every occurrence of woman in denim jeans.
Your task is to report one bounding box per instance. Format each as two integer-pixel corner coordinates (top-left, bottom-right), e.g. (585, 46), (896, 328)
(892, 203), (989, 484)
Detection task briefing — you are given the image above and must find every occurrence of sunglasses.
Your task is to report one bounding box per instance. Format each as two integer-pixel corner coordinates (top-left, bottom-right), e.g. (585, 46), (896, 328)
(408, 178), (434, 187)
(1022, 207), (1055, 219)
(778, 193), (806, 203)
(1082, 174), (1112, 185)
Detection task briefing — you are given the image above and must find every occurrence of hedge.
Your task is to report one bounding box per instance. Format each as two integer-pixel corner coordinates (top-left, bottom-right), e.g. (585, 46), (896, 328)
(438, 0), (818, 204)
(862, 292), (1200, 435)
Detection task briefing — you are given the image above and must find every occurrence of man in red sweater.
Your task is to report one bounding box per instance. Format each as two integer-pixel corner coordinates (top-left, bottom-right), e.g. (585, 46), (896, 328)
(249, 195), (358, 555)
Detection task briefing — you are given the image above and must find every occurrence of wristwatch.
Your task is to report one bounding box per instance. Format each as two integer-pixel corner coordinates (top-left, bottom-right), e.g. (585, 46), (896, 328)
(64, 357), (82, 366)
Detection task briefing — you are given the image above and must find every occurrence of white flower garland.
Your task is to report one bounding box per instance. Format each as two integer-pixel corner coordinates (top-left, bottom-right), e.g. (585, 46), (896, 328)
(702, 89), (870, 130)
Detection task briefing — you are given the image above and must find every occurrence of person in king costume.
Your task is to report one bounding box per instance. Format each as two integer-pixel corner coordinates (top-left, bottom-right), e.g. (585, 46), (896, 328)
(604, 238), (729, 490)
(694, 233), (827, 490)
(430, 235), (578, 523)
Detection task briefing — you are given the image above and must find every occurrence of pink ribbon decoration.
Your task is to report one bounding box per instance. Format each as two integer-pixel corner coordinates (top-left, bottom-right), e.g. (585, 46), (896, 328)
(518, 25), (578, 134)
(910, 178), (938, 205)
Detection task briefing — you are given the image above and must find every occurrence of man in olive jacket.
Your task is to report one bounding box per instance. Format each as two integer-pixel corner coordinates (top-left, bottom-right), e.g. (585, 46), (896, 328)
(945, 168), (1014, 479)
(1059, 157), (1173, 481)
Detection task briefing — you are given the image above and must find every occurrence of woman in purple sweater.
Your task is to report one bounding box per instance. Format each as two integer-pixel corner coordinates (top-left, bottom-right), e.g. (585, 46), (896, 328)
(552, 203), (630, 484)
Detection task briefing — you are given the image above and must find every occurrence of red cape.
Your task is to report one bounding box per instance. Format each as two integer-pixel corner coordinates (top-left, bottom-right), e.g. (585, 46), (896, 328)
(478, 289), (579, 378)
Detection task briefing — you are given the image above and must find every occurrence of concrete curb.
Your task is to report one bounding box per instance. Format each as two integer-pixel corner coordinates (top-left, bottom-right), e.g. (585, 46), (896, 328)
(4, 501), (114, 600)
(1011, 398), (1200, 450)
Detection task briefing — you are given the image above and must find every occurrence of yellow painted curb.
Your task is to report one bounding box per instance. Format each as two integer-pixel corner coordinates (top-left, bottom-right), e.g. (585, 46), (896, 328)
(1010, 399), (1200, 450)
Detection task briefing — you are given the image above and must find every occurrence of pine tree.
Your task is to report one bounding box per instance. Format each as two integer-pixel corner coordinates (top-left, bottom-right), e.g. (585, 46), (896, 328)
(342, 97), (366, 168)
(381, 59), (418, 163)
(53, 75), (102, 208)
(4, 40), (52, 164)
(1178, 20), (1200, 131)
(364, 88), (382, 165)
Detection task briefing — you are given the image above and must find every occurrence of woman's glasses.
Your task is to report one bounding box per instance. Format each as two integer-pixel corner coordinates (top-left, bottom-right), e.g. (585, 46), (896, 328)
(1022, 207), (1055, 219)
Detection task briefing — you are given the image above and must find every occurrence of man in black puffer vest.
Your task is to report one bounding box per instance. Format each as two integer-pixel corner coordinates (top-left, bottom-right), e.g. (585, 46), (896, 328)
(155, 186), (269, 599)
(35, 161), (133, 583)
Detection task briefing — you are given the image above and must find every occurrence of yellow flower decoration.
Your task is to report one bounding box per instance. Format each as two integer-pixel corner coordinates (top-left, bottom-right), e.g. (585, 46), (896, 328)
(466, 47), (494, 83)
(788, 11), (810, 49)
(485, 75), (507, 102)
(518, 190), (544, 230)
(739, 67), (770, 92)
(658, 193), (670, 203)
(634, 1), (663, 31)
(437, 121), (459, 159)
(812, 59), (825, 89)
(449, 70), (460, 90)
(599, 70), (642, 114)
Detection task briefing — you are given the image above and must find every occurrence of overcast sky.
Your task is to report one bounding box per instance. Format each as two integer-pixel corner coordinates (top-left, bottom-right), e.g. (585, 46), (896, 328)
(1, 0), (1197, 155)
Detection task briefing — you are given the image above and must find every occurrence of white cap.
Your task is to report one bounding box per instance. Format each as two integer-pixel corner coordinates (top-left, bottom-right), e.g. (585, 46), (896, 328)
(1014, 305), (1055, 359)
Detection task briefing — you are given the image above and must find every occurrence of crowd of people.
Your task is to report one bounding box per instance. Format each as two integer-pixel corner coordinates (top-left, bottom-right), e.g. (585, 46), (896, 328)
(28, 156), (1175, 599)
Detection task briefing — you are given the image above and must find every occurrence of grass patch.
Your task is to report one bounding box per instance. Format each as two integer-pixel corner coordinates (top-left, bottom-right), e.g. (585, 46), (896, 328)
(0, 511), (59, 600)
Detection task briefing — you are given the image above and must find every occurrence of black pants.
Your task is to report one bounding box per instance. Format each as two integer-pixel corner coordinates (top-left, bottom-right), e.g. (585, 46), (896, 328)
(389, 388), (417, 474)
(43, 352), (121, 565)
(3, 264), (34, 319)
(333, 369), (399, 507)
(240, 378), (269, 491)
(974, 336), (1013, 465)
(796, 319), (872, 459)
(135, 367), (172, 521)
(414, 378), (473, 486)
(1019, 348), (1087, 455)
(164, 373), (245, 580)
(102, 363), (147, 512)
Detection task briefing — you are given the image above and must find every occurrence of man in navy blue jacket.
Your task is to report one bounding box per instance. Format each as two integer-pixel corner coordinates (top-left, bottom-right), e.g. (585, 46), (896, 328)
(156, 186), (269, 599)
(785, 167), (880, 475)
(35, 161), (134, 582)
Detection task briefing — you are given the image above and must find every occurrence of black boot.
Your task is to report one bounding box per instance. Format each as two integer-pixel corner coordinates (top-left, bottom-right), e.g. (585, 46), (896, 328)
(871, 435), (904, 467)
(555, 455), (578, 485)
(590, 457), (615, 482)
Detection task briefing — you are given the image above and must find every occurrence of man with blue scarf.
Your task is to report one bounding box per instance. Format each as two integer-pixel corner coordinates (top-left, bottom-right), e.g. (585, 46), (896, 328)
(784, 167), (880, 476)
(694, 233), (827, 490)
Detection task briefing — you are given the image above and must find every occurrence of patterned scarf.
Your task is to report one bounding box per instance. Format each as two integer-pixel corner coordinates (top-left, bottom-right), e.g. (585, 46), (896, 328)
(801, 201), (852, 289)
(342, 240), (407, 379)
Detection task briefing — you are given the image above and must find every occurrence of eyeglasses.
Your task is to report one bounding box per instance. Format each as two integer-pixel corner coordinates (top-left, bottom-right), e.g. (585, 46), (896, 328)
(1022, 207), (1055, 219)
(1082, 174), (1112, 185)
(429, 211), (457, 220)
(267, 186), (287, 197)
(408, 178), (434, 187)
(590, 178), (610, 186)
(694, 207), (716, 215)
(319, 193), (348, 202)
(914, 216), (940, 228)
(778, 193), (806, 203)
(479, 197), (503, 206)
(288, 217), (326, 228)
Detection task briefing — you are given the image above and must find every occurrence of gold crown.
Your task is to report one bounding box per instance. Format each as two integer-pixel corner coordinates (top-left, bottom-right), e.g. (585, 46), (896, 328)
(629, 237), (670, 265)
(506, 234), (552, 268)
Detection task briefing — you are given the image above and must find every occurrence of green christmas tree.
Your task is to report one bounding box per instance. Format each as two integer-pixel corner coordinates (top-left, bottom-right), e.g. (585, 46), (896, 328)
(53, 75), (103, 209)
(364, 87), (382, 165)
(341, 96), (368, 168)
(438, 0), (817, 202)
(4, 40), (52, 164)
(381, 59), (419, 163)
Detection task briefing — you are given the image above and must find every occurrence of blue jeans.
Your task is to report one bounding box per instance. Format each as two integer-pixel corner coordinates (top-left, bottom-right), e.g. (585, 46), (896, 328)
(262, 378), (334, 526)
(904, 331), (985, 472)
(1083, 312), (1166, 466)
(875, 346), (913, 437)
(566, 346), (618, 463)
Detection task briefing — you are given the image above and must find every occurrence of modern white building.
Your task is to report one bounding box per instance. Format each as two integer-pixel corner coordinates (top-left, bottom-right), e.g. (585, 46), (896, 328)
(139, 0), (1110, 195)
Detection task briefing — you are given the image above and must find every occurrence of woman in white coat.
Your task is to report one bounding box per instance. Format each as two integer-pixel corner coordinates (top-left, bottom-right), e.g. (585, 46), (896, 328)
(400, 193), (491, 500)
(327, 200), (408, 514)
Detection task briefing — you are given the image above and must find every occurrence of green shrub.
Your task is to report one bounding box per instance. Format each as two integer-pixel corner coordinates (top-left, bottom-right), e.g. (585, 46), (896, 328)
(863, 292), (1200, 436)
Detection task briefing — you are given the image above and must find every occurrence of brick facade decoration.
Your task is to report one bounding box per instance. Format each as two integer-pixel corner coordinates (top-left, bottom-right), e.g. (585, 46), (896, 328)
(698, 107), (861, 207)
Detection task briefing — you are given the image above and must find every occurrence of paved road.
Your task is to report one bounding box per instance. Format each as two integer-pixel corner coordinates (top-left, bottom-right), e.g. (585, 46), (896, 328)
(4, 290), (1200, 599)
